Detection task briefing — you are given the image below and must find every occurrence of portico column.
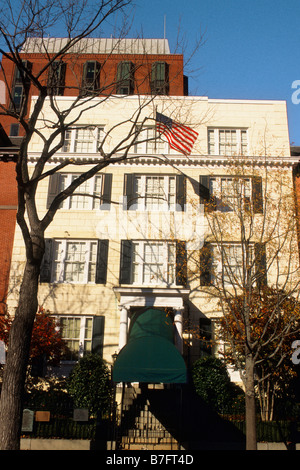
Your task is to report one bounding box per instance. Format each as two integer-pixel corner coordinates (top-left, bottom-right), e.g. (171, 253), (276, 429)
(118, 306), (128, 350)
(174, 308), (184, 353)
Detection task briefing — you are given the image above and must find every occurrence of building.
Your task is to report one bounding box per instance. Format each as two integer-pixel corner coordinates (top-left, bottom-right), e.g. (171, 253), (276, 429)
(0, 127), (19, 314)
(0, 36), (186, 316)
(3, 38), (300, 448)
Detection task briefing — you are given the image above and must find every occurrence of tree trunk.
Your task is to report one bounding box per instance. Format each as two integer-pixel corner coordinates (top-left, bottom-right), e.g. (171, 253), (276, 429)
(245, 352), (257, 450)
(0, 259), (40, 450)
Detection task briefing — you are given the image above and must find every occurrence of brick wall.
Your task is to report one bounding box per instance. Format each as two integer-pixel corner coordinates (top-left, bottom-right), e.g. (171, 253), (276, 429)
(0, 162), (17, 314)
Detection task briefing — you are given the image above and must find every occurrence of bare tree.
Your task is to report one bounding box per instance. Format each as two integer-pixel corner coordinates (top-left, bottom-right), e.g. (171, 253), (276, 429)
(196, 158), (300, 449)
(0, 0), (207, 450)
(0, 0), (158, 450)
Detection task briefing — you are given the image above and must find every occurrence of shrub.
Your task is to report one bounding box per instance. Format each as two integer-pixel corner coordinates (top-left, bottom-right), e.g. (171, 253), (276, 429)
(67, 354), (112, 417)
(192, 356), (241, 414)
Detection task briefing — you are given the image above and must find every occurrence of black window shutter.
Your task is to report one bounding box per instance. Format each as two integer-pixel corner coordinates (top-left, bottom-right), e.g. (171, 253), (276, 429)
(255, 242), (267, 289)
(200, 242), (212, 286)
(124, 174), (135, 210)
(199, 317), (212, 354)
(252, 177), (263, 214)
(100, 173), (112, 210)
(151, 62), (169, 95)
(199, 175), (213, 209)
(82, 61), (88, 89)
(40, 238), (53, 283)
(176, 175), (186, 211)
(95, 240), (109, 284)
(119, 240), (133, 284)
(91, 316), (105, 357)
(56, 61), (66, 95)
(46, 173), (61, 209)
(176, 241), (187, 286)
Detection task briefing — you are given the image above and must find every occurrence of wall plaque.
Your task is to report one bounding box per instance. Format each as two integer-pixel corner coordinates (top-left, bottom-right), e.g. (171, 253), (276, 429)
(35, 411), (51, 422)
(73, 408), (89, 422)
(21, 409), (34, 432)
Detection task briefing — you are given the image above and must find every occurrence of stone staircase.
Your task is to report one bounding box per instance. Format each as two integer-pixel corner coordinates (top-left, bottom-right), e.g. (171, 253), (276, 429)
(117, 384), (180, 450)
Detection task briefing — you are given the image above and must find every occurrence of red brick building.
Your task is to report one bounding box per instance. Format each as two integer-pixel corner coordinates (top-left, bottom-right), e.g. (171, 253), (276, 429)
(0, 127), (19, 314)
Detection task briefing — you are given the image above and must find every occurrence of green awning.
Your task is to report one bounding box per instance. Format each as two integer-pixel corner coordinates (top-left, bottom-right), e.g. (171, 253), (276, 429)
(113, 308), (187, 384)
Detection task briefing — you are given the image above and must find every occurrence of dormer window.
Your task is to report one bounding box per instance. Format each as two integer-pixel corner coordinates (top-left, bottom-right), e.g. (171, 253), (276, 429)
(47, 60), (66, 96)
(81, 61), (101, 95)
(116, 61), (134, 95)
(10, 60), (31, 112)
(150, 61), (169, 95)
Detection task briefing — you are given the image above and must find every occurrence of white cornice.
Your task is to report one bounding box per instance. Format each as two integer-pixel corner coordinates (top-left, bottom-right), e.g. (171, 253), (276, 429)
(27, 152), (299, 168)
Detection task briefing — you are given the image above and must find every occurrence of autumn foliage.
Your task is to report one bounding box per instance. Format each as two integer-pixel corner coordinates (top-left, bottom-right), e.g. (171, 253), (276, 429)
(0, 307), (66, 366)
(218, 287), (300, 420)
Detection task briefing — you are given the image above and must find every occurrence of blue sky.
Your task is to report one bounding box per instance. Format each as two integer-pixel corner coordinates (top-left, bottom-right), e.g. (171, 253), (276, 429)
(112, 0), (300, 146)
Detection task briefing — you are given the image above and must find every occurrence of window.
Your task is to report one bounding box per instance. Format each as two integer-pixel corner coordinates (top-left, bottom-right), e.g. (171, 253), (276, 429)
(199, 175), (263, 214)
(150, 62), (169, 95)
(58, 315), (104, 361)
(134, 126), (168, 154)
(10, 60), (31, 112)
(59, 316), (93, 360)
(11, 85), (24, 111)
(200, 242), (262, 288)
(46, 172), (112, 211)
(119, 239), (187, 286)
(124, 173), (185, 211)
(53, 240), (97, 283)
(209, 176), (251, 212)
(132, 241), (176, 286)
(9, 123), (19, 136)
(81, 61), (100, 95)
(116, 61), (134, 94)
(47, 60), (66, 96)
(40, 239), (109, 284)
(134, 175), (176, 210)
(62, 126), (104, 153)
(200, 242), (267, 287)
(211, 244), (249, 286)
(208, 128), (248, 156)
(60, 173), (103, 210)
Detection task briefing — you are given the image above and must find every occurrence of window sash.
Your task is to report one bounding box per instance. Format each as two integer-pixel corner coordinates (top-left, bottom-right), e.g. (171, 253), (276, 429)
(59, 316), (93, 361)
(116, 61), (134, 94)
(60, 174), (103, 210)
(134, 126), (168, 154)
(133, 175), (176, 210)
(53, 240), (98, 283)
(62, 126), (103, 153)
(47, 61), (65, 95)
(211, 244), (254, 286)
(208, 129), (248, 156)
(131, 241), (176, 286)
(12, 85), (24, 109)
(209, 176), (251, 211)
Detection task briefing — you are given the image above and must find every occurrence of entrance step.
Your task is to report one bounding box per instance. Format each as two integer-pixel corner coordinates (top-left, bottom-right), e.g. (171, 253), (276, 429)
(117, 384), (180, 450)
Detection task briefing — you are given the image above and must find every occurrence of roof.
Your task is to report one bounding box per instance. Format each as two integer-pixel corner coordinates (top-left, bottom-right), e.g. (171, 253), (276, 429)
(21, 37), (171, 55)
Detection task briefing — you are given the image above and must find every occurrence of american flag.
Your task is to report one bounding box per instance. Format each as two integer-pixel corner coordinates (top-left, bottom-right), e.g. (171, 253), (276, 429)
(155, 111), (198, 155)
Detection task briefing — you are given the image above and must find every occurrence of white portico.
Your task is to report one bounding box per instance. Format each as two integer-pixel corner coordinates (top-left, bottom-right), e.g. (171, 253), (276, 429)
(114, 287), (190, 354)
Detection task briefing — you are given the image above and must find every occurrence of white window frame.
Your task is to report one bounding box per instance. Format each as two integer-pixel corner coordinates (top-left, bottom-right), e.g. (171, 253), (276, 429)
(60, 173), (103, 210)
(58, 315), (93, 361)
(133, 174), (176, 210)
(62, 126), (104, 153)
(209, 176), (251, 212)
(211, 243), (254, 286)
(52, 239), (98, 284)
(134, 126), (169, 154)
(131, 240), (176, 286)
(208, 128), (248, 156)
